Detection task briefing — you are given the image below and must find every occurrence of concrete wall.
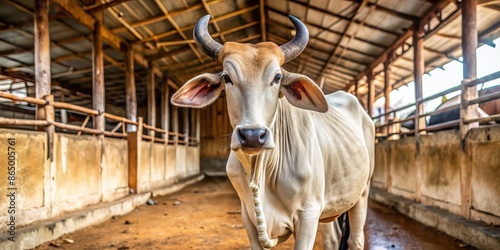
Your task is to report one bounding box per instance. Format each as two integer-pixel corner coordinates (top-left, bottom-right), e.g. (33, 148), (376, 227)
(0, 128), (200, 233)
(373, 126), (500, 225)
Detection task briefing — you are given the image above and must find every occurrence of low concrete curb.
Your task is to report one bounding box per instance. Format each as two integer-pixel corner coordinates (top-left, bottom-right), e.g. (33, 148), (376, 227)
(370, 188), (500, 250)
(0, 174), (205, 250)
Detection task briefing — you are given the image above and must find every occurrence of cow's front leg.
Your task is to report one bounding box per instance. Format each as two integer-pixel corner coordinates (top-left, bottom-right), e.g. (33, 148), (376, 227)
(347, 185), (370, 250)
(241, 202), (265, 250)
(319, 221), (341, 250)
(293, 208), (321, 250)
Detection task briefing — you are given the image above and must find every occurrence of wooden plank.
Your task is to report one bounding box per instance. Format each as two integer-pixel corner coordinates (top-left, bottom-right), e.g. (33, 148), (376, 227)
(93, 12), (105, 131)
(125, 48), (137, 132)
(35, 0), (51, 127)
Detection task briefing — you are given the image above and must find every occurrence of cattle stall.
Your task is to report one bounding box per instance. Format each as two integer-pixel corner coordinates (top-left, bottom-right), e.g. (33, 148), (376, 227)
(0, 0), (499, 249)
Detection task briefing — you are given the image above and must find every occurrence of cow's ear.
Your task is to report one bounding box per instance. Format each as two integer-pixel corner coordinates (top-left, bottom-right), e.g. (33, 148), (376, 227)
(280, 71), (328, 113)
(171, 73), (223, 108)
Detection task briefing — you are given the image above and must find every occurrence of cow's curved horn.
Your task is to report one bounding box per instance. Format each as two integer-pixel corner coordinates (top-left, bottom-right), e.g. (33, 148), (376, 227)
(279, 15), (309, 63)
(193, 15), (223, 59)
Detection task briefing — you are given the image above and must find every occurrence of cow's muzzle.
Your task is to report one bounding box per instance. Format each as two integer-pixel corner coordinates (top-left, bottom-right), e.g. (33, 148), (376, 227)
(231, 125), (274, 154)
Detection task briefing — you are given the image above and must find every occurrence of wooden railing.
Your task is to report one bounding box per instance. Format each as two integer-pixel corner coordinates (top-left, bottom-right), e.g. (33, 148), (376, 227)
(0, 92), (199, 146)
(374, 70), (500, 139)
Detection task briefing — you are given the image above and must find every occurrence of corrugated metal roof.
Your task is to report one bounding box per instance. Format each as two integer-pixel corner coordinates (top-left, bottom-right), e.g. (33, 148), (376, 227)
(0, 0), (498, 113)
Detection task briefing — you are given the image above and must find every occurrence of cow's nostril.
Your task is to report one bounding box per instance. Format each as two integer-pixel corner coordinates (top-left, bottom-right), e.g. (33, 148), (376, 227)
(238, 129), (247, 142)
(259, 130), (266, 141)
(238, 128), (267, 148)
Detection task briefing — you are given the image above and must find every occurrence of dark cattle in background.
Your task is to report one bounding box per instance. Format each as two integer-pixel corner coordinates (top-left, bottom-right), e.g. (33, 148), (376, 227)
(400, 85), (500, 131)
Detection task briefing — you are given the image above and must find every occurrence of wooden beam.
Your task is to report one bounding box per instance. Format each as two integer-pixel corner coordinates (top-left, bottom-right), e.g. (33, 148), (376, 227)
(317, 0), (369, 81)
(289, 0), (401, 37)
(267, 8), (388, 49)
(365, 1), (419, 21)
(50, 0), (164, 80)
(34, 0), (51, 125)
(125, 47), (137, 132)
(267, 20), (377, 59)
(86, 0), (132, 13)
(201, 0), (226, 43)
(93, 12), (105, 131)
(153, 0), (203, 63)
(112, 0), (221, 34)
(150, 21), (259, 61)
(345, 0), (452, 90)
(135, 4), (259, 45)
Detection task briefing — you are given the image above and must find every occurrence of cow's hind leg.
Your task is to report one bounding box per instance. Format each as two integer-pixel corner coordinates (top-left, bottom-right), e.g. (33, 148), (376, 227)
(347, 185), (370, 250)
(319, 221), (341, 250)
(241, 202), (264, 250)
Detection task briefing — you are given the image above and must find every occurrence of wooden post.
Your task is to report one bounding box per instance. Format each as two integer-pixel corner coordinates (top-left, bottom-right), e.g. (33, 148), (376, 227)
(44, 95), (54, 161)
(459, 0), (478, 219)
(59, 92), (68, 124)
(161, 73), (170, 140)
(172, 106), (179, 145)
(460, 0), (479, 138)
(413, 28), (425, 202)
(196, 109), (201, 145)
(354, 80), (358, 98)
(413, 29), (426, 138)
(128, 117), (143, 193)
(184, 109), (189, 145)
(125, 47), (137, 132)
(367, 71), (374, 117)
(147, 62), (156, 137)
(34, 0), (51, 129)
(93, 12), (105, 131)
(384, 59), (392, 135)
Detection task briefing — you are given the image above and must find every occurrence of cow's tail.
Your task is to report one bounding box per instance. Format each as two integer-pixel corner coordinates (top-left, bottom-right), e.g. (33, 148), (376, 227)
(250, 184), (277, 249)
(338, 212), (350, 250)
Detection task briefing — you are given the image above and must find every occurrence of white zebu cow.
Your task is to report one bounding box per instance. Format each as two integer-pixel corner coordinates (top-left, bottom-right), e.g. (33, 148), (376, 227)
(172, 15), (374, 250)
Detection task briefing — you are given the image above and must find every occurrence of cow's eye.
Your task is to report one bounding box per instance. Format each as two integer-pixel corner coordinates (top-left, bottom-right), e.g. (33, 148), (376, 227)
(223, 74), (232, 85)
(273, 74), (282, 84)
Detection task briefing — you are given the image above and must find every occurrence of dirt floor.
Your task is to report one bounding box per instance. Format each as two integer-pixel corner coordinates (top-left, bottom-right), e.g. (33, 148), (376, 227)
(36, 177), (475, 250)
